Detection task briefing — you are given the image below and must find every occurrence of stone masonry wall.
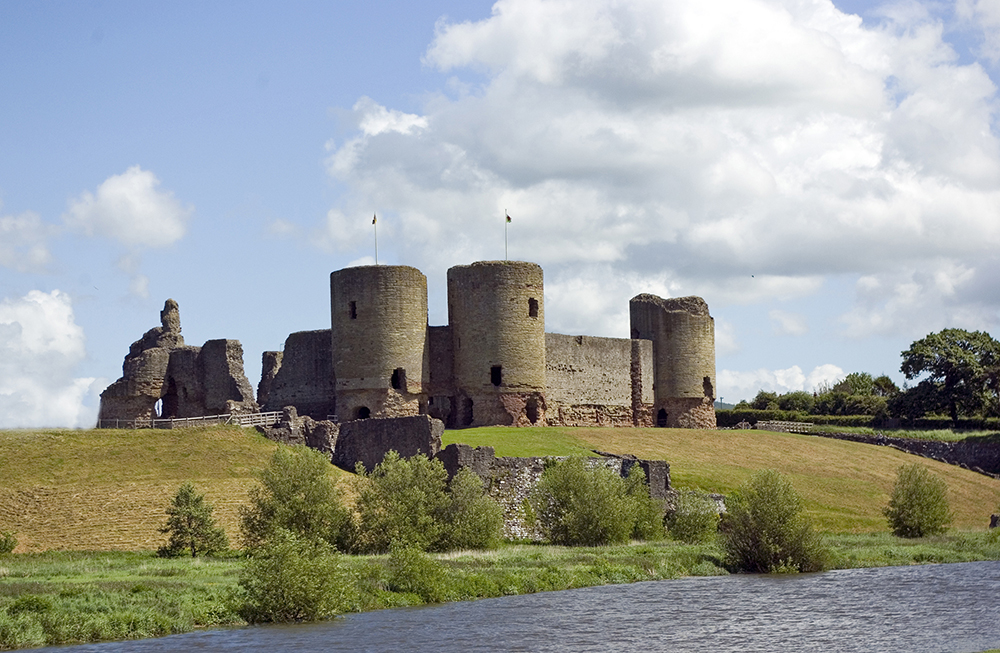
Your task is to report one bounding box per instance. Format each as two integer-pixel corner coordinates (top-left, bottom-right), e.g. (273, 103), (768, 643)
(330, 265), (429, 421)
(260, 329), (336, 419)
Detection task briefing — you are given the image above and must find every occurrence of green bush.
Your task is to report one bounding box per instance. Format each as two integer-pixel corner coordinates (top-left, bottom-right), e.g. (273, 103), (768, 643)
(529, 457), (664, 546)
(240, 446), (351, 550)
(158, 482), (228, 557)
(436, 468), (504, 551)
(720, 470), (829, 573)
(883, 463), (953, 538)
(353, 452), (503, 553)
(236, 529), (350, 623)
(0, 531), (16, 555)
(384, 545), (448, 603)
(667, 492), (720, 544)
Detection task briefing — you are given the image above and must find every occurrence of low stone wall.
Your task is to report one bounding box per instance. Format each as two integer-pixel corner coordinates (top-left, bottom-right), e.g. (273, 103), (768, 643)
(808, 430), (1000, 477)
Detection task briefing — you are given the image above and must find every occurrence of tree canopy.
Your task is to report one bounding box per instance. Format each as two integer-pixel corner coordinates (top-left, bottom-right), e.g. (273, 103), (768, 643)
(898, 328), (1000, 424)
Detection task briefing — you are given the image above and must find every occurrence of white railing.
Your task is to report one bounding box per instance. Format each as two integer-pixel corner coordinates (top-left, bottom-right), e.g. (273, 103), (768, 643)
(97, 411), (283, 430)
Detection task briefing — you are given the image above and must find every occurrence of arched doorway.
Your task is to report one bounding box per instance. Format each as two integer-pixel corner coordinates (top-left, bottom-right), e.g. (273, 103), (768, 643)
(657, 408), (668, 428)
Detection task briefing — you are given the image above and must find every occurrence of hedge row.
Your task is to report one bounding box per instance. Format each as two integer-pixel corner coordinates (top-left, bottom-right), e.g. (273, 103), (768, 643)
(715, 409), (1000, 431)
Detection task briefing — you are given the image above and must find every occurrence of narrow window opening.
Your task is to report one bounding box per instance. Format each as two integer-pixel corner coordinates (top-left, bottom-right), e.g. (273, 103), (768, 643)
(656, 409), (668, 428)
(356, 406), (371, 420)
(528, 297), (539, 318)
(703, 376), (715, 400)
(491, 365), (502, 387)
(526, 397), (539, 424)
(349, 301), (357, 319)
(391, 367), (406, 390)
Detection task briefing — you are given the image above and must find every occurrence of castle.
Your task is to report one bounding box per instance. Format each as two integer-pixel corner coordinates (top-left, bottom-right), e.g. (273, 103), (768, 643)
(99, 260), (717, 430)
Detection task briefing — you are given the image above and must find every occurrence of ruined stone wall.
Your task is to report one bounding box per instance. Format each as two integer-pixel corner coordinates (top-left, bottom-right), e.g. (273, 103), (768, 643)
(330, 265), (429, 421)
(544, 333), (654, 427)
(630, 294), (716, 429)
(447, 261), (546, 427)
(260, 330), (336, 419)
(426, 325), (454, 423)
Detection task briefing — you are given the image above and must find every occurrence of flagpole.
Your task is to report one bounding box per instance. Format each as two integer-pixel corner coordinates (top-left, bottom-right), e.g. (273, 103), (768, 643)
(373, 213), (378, 265)
(504, 209), (508, 261)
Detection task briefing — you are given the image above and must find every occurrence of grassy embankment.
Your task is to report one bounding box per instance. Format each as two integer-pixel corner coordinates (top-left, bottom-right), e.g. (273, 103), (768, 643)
(1, 424), (999, 648)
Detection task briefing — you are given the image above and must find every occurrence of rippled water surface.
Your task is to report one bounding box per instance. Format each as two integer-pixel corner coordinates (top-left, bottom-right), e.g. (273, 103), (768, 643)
(38, 561), (1000, 653)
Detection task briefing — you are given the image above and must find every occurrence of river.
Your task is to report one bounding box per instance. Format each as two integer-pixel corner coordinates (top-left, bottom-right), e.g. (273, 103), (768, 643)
(36, 561), (1000, 652)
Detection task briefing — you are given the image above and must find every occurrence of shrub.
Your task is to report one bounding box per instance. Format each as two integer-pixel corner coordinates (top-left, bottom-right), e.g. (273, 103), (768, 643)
(883, 463), (952, 538)
(158, 482), (228, 557)
(667, 492), (720, 544)
(721, 470), (829, 573)
(384, 545), (448, 603)
(240, 446), (351, 550)
(529, 457), (663, 546)
(236, 529), (350, 623)
(353, 452), (503, 553)
(435, 468), (504, 551)
(0, 531), (16, 555)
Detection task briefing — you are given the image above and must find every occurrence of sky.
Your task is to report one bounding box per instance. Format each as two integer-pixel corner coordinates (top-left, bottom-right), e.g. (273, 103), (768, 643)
(2, 0), (1000, 427)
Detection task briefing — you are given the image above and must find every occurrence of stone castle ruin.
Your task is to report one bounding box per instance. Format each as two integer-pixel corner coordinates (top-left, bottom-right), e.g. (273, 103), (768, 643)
(100, 260), (716, 430)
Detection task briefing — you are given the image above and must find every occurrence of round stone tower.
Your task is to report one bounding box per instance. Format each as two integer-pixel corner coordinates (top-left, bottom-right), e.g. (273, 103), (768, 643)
(330, 265), (429, 420)
(447, 260), (546, 426)
(629, 294), (716, 429)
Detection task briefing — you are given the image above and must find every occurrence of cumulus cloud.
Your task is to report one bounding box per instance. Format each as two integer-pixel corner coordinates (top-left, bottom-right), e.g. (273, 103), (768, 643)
(718, 363), (844, 402)
(0, 290), (103, 427)
(64, 166), (192, 249)
(0, 208), (52, 273)
(769, 309), (809, 336)
(321, 0), (1000, 351)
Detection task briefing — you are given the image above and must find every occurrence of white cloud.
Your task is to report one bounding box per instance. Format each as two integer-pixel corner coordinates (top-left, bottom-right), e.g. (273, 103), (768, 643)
(0, 290), (103, 428)
(0, 208), (52, 273)
(957, 0), (1000, 62)
(769, 309), (809, 336)
(718, 363), (844, 402)
(64, 166), (192, 249)
(320, 0), (1000, 365)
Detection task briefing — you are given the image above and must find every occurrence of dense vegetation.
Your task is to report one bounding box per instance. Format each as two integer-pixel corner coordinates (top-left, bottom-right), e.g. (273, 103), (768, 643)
(724, 328), (1000, 428)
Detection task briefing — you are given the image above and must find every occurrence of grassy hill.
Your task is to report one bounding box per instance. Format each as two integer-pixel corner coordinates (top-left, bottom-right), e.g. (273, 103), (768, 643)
(443, 426), (1000, 532)
(1, 425), (998, 552)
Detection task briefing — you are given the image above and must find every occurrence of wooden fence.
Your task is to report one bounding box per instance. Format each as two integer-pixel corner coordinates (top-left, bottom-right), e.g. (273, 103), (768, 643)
(97, 411), (283, 430)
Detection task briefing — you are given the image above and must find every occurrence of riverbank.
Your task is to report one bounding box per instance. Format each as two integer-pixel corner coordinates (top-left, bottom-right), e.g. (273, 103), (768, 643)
(2, 532), (999, 650)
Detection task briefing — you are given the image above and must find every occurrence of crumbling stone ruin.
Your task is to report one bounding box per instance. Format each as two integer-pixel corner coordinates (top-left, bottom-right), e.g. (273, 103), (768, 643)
(263, 259), (716, 429)
(99, 259), (716, 430)
(98, 299), (258, 423)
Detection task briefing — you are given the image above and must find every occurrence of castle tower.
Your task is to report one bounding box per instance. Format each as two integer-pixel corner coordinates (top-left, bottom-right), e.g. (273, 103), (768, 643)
(629, 294), (716, 429)
(330, 265), (429, 420)
(447, 260), (546, 426)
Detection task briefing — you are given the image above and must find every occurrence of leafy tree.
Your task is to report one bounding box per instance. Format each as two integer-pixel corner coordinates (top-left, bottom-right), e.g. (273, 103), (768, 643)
(237, 529), (349, 623)
(883, 464), (952, 538)
(353, 451), (503, 553)
(240, 446), (351, 550)
(666, 492), (720, 544)
(529, 457), (664, 546)
(158, 482), (228, 557)
(899, 328), (1000, 424)
(872, 374), (900, 398)
(750, 391), (779, 411)
(720, 470), (828, 573)
(834, 372), (875, 396)
(777, 391), (815, 413)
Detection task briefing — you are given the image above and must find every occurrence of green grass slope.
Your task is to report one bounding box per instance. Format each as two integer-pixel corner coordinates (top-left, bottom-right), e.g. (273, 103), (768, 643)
(444, 426), (1000, 532)
(0, 426), (293, 552)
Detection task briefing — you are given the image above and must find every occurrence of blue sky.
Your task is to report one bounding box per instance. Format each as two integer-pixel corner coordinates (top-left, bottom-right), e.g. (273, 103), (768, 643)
(2, 0), (1000, 426)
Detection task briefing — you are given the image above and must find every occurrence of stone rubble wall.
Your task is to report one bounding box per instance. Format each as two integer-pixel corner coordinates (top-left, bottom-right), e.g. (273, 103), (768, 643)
(260, 330), (336, 419)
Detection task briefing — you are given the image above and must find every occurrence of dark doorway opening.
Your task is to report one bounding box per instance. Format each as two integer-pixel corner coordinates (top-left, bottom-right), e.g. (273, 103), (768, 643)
(162, 378), (179, 418)
(391, 367), (406, 390)
(461, 397), (474, 426)
(657, 408), (668, 428)
(528, 298), (539, 318)
(526, 397), (539, 424)
(356, 406), (371, 419)
(703, 376), (714, 400)
(491, 366), (502, 387)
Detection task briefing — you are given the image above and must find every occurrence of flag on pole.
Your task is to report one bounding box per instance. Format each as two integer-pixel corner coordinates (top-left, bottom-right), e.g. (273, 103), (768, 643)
(506, 212), (511, 223)
(372, 213), (377, 225)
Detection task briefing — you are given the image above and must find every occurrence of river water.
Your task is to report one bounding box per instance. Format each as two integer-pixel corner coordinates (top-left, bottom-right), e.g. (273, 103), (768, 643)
(38, 561), (1000, 653)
